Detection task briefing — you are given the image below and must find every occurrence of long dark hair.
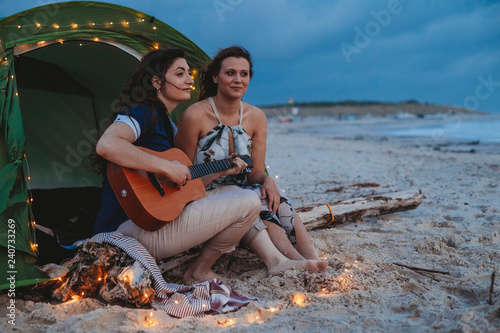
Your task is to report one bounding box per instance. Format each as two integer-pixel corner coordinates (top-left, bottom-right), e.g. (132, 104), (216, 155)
(112, 47), (185, 130)
(92, 48), (185, 174)
(198, 46), (253, 101)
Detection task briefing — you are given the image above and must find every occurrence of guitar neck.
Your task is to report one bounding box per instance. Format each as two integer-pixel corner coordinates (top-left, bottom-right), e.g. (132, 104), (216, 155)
(188, 158), (235, 179)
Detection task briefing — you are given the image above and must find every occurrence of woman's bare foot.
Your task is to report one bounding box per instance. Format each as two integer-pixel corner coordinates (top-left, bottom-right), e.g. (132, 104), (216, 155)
(182, 266), (224, 285)
(267, 259), (328, 276)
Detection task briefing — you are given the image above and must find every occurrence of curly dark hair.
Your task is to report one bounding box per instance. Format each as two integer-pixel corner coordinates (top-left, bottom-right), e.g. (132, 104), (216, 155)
(111, 47), (185, 130)
(198, 46), (253, 101)
(92, 47), (185, 174)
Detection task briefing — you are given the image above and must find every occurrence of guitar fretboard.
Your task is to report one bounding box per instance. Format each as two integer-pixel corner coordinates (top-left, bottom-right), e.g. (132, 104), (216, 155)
(188, 158), (235, 179)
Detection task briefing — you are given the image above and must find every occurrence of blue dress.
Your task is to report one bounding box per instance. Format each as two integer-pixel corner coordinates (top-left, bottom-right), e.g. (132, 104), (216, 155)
(93, 105), (176, 234)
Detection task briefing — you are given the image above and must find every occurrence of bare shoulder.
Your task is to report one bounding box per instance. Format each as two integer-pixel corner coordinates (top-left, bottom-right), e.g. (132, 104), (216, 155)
(181, 100), (210, 121)
(243, 102), (267, 124)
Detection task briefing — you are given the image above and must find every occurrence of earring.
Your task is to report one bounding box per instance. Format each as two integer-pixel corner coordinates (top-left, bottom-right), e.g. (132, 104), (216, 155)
(156, 87), (160, 91)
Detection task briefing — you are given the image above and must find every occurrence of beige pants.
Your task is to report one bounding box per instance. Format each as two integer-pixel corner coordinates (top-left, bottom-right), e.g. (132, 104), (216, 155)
(117, 186), (260, 259)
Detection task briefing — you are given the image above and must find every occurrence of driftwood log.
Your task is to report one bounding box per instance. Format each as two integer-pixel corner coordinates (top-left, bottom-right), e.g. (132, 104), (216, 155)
(297, 189), (422, 231)
(158, 189), (423, 274)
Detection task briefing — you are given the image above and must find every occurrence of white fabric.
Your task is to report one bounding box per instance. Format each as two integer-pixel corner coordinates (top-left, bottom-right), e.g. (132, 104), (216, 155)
(115, 115), (141, 141)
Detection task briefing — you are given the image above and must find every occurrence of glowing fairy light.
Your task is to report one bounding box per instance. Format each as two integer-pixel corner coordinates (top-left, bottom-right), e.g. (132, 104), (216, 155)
(144, 293), (148, 298)
(191, 86), (196, 90)
(292, 293), (306, 306)
(174, 300), (179, 304)
(94, 37), (99, 41)
(17, 25), (21, 29)
(53, 24), (59, 29)
(72, 23), (78, 28)
(36, 23), (41, 28)
(153, 26), (157, 30)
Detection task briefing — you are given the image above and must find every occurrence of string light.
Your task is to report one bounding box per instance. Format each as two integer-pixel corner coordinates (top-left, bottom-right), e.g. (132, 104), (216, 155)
(4, 18), (162, 50)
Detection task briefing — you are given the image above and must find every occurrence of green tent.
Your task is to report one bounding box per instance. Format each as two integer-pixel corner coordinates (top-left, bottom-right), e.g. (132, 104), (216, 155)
(0, 1), (210, 290)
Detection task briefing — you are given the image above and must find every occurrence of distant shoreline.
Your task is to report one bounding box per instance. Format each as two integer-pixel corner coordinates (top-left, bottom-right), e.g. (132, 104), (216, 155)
(259, 101), (487, 118)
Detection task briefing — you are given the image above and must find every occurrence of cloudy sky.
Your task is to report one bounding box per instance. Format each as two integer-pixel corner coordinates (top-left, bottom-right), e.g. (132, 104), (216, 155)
(2, 0), (500, 113)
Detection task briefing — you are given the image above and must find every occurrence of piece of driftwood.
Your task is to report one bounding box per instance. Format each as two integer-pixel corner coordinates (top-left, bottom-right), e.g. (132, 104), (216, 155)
(297, 189), (422, 230)
(489, 270), (496, 305)
(393, 262), (450, 275)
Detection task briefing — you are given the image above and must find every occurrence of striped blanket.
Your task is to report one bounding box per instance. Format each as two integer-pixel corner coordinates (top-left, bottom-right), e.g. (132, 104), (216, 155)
(90, 232), (256, 318)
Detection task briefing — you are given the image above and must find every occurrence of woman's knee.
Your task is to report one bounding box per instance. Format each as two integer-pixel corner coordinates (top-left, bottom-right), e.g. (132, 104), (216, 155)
(241, 189), (261, 217)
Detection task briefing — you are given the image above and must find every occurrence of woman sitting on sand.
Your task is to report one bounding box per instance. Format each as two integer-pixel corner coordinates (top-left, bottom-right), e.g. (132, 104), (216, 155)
(93, 48), (261, 284)
(176, 46), (327, 275)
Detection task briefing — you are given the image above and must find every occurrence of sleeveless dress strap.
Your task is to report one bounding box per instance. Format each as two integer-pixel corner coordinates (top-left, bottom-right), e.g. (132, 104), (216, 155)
(208, 97), (222, 124)
(208, 97), (244, 126)
(238, 101), (243, 125)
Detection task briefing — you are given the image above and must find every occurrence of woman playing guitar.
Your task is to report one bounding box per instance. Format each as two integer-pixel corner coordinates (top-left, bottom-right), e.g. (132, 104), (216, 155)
(93, 48), (261, 284)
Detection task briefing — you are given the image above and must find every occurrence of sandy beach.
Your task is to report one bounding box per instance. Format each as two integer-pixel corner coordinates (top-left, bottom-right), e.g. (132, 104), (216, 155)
(1, 115), (499, 332)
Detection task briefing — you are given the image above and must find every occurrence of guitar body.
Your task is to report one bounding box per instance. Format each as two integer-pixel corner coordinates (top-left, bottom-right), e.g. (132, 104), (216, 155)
(107, 147), (206, 231)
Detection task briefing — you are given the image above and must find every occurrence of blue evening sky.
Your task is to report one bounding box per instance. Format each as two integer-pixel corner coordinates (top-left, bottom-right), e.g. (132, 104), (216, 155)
(1, 0), (499, 113)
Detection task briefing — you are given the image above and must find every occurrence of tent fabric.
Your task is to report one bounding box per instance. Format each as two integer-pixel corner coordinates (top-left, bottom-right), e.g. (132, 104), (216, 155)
(0, 1), (210, 289)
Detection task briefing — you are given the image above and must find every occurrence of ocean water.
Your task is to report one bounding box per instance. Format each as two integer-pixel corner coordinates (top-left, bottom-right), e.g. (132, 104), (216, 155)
(384, 118), (500, 143)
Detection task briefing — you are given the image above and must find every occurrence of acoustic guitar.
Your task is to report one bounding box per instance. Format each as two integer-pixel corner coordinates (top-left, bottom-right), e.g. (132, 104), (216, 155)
(107, 147), (253, 231)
